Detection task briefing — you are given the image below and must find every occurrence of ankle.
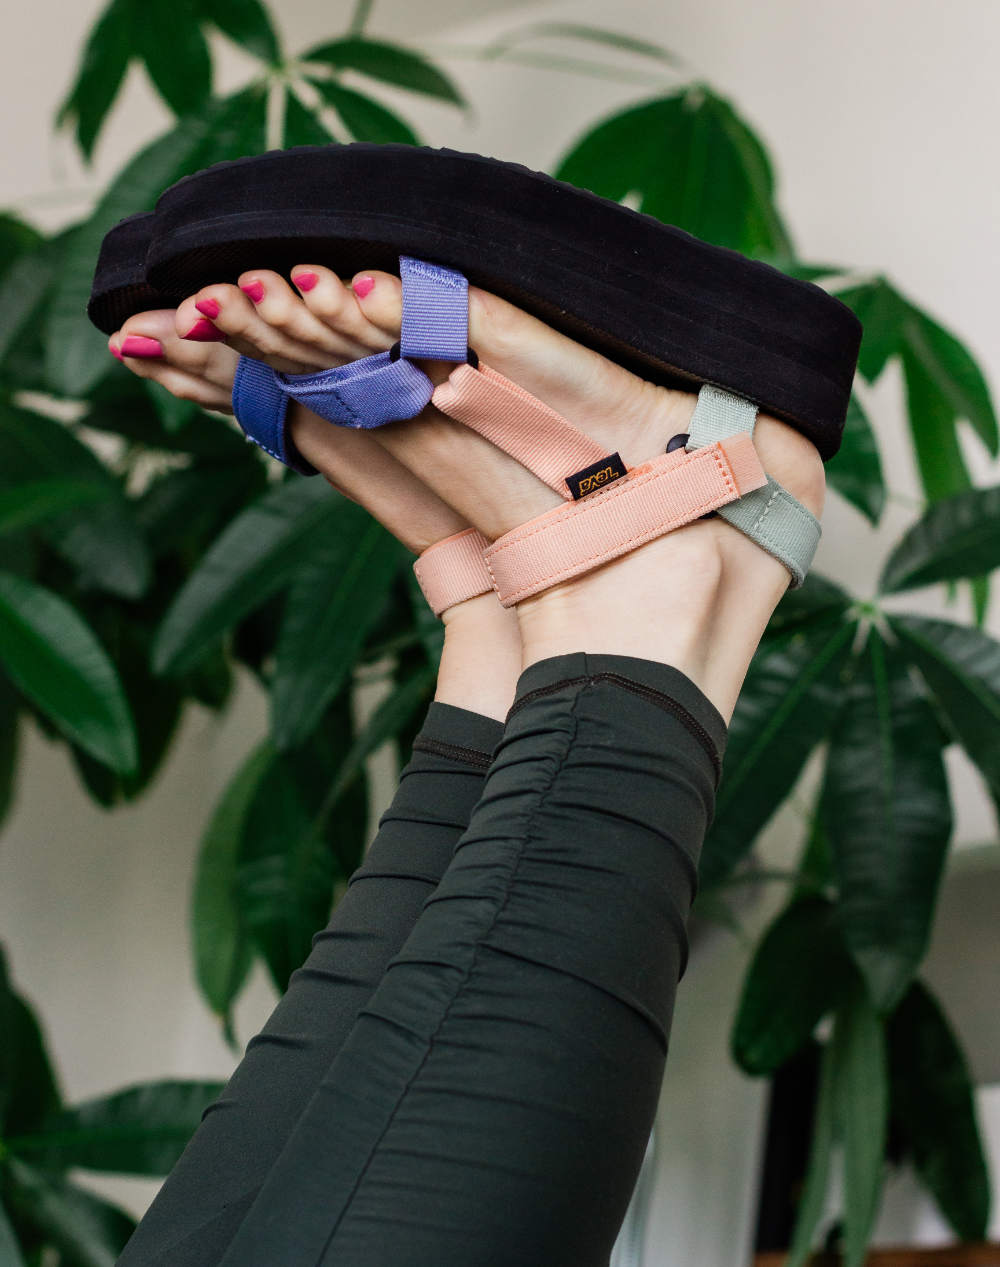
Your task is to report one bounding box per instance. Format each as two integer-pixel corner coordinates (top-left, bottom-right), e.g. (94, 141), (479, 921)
(435, 592), (522, 721)
(516, 524), (726, 692)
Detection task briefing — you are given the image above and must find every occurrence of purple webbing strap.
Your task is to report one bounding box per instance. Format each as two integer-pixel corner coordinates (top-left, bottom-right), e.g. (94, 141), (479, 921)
(399, 256), (469, 361)
(231, 256), (471, 457)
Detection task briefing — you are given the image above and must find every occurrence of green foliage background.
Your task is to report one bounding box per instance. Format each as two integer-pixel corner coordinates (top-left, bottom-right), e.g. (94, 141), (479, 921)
(1, 3), (998, 1263)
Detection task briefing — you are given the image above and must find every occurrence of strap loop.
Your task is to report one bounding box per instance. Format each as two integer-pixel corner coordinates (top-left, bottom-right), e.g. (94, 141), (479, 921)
(685, 385), (820, 586)
(413, 529), (493, 617)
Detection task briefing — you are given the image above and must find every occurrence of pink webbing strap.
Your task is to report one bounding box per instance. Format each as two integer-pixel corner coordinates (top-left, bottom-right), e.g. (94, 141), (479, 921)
(431, 363), (611, 499)
(413, 528), (493, 617)
(484, 434), (767, 606)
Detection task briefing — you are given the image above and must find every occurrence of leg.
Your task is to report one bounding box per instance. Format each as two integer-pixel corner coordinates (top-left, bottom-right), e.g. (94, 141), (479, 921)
(116, 592), (520, 1267)
(217, 650), (725, 1267)
(180, 266), (826, 1267)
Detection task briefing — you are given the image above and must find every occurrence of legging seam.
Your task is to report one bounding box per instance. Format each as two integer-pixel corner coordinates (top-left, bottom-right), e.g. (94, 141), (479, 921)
(507, 673), (722, 783)
(411, 736), (495, 769)
(313, 690), (582, 1262)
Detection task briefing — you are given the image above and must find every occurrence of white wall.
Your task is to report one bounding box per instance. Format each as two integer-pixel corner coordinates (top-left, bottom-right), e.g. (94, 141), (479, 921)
(2, 0), (999, 1262)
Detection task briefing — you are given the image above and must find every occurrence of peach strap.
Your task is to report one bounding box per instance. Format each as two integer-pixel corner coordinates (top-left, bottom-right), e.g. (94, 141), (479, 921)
(432, 363), (611, 499)
(413, 528), (493, 617)
(484, 434), (767, 606)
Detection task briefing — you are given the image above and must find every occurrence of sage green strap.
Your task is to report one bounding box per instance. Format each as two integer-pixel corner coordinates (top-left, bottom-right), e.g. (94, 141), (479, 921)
(685, 385), (820, 587)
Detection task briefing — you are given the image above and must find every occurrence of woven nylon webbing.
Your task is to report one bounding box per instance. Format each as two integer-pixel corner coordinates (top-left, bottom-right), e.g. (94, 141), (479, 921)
(686, 385), (820, 586)
(413, 528), (493, 617)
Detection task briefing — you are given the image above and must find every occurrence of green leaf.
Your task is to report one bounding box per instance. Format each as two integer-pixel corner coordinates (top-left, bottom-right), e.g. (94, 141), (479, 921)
(323, 664), (435, 809)
(0, 671), (18, 829)
(731, 896), (855, 1075)
(0, 403), (151, 599)
(0, 571), (137, 774)
(555, 88), (793, 258)
(236, 755), (334, 991)
(310, 79), (419, 145)
(880, 484), (1000, 593)
(46, 88), (261, 400)
(134, 0), (212, 119)
(271, 506), (403, 749)
(203, 0), (280, 63)
(901, 304), (998, 457)
(834, 279), (997, 504)
(3, 1158), (135, 1267)
(900, 340), (972, 505)
(0, 232), (60, 372)
(766, 572), (852, 636)
(283, 88), (336, 146)
(834, 277), (902, 382)
(82, 381), (248, 460)
(0, 954), (61, 1138)
(135, 463), (266, 562)
(192, 743), (271, 1022)
(45, 107), (227, 398)
(827, 394), (885, 524)
(303, 36), (465, 105)
(67, 611), (185, 807)
(699, 616), (854, 889)
(820, 630), (952, 1011)
(0, 480), (111, 537)
(890, 614), (1000, 815)
(785, 1039), (838, 1267)
(7, 1081), (225, 1175)
(153, 478), (340, 677)
(887, 980), (990, 1240)
(834, 983), (888, 1267)
(484, 21), (681, 66)
(0, 1201), (26, 1267)
(56, 0), (132, 161)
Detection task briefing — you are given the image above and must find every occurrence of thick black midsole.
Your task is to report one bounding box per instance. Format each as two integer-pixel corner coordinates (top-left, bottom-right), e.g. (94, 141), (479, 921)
(89, 144), (861, 459)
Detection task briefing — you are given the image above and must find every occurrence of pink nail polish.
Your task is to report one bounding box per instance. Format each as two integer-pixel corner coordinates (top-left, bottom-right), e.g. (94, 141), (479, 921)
(241, 280), (265, 303)
(109, 344), (123, 362)
(353, 276), (375, 299)
(293, 271), (319, 292)
(195, 297), (221, 319)
(121, 335), (164, 359)
(183, 318), (227, 342)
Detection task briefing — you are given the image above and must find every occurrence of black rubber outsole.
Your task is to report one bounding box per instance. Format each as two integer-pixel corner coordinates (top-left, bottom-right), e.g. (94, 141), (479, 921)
(89, 143), (861, 460)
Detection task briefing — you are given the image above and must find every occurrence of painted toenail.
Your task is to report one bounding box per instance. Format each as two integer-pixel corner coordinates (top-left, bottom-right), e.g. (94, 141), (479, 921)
(241, 281), (265, 303)
(353, 276), (375, 299)
(121, 335), (164, 358)
(293, 272), (319, 292)
(109, 343), (123, 361)
(183, 318), (227, 342)
(195, 297), (221, 319)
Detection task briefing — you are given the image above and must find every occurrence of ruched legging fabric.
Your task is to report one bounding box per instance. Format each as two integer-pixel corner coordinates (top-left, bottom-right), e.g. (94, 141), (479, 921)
(117, 703), (504, 1267)
(119, 652), (726, 1267)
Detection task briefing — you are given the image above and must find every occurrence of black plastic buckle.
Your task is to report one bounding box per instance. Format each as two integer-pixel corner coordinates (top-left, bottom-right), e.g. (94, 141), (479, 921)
(389, 341), (479, 368)
(665, 432), (690, 453)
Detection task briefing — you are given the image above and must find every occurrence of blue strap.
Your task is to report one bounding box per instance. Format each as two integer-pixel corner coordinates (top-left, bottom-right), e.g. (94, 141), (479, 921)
(278, 350), (433, 430)
(231, 357), (318, 475)
(231, 256), (470, 466)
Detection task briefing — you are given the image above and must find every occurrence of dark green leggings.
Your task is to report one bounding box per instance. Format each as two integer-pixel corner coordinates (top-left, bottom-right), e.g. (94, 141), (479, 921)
(117, 653), (725, 1267)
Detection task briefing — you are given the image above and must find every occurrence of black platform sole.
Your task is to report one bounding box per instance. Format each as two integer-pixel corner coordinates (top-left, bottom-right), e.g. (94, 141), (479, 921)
(89, 143), (861, 460)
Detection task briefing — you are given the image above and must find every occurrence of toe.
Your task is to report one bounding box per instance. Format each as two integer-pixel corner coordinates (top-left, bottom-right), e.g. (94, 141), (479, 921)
(182, 281), (322, 373)
(350, 270), (403, 338)
(290, 264), (389, 355)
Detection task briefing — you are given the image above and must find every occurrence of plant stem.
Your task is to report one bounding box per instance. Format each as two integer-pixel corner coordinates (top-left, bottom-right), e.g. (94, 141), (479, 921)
(348, 0), (375, 36)
(422, 42), (674, 88)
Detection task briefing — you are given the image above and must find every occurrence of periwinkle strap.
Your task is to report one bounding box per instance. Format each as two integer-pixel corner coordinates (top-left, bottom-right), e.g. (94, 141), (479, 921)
(399, 256), (469, 361)
(685, 384), (820, 587)
(232, 255), (472, 460)
(231, 357), (318, 476)
(278, 350), (432, 430)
